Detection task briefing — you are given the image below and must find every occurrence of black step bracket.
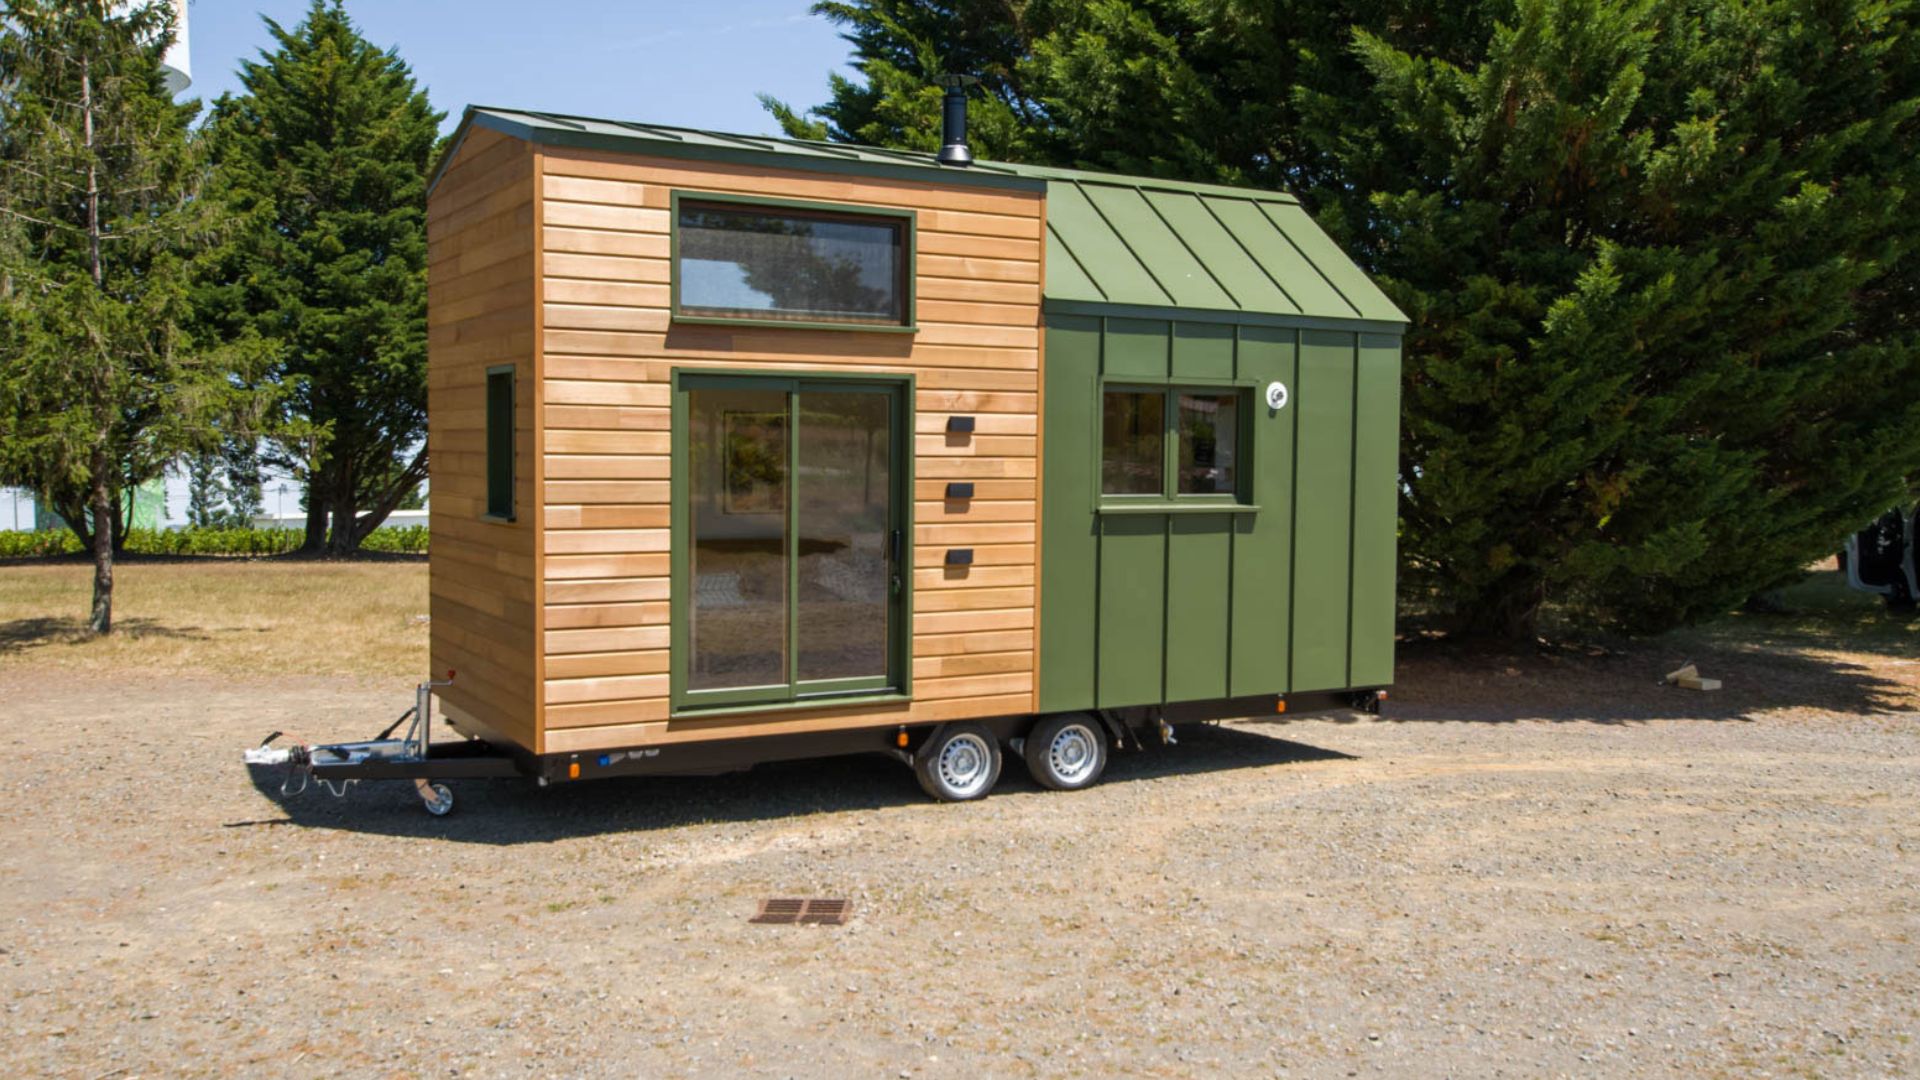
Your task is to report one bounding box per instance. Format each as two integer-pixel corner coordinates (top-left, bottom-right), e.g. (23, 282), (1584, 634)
(944, 548), (974, 565)
(945, 415), (975, 434)
(945, 482), (975, 499)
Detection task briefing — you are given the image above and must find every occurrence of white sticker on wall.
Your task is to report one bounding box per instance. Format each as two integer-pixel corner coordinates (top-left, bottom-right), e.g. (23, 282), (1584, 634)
(1265, 381), (1290, 411)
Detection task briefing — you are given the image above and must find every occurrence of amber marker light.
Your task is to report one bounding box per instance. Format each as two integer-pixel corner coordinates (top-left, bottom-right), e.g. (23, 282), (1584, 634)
(1275, 699), (1287, 714)
(568, 762), (580, 780)
(896, 728), (909, 748)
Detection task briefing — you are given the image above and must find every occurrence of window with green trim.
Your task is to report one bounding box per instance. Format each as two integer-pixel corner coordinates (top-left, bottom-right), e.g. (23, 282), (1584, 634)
(675, 198), (911, 328)
(1101, 386), (1248, 502)
(485, 365), (514, 520)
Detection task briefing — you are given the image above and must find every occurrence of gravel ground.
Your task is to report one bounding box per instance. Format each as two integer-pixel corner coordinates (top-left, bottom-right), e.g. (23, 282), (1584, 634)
(1, 644), (1916, 1078)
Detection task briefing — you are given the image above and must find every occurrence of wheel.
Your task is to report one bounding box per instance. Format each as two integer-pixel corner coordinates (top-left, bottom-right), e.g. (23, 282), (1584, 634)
(1023, 714), (1108, 791)
(419, 781), (454, 816)
(913, 723), (1001, 802)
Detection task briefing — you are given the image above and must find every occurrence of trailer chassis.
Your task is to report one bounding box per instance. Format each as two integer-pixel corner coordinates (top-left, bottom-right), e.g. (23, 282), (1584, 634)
(241, 677), (1386, 815)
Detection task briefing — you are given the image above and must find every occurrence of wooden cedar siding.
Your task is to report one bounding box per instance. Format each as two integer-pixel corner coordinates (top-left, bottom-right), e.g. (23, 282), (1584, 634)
(535, 147), (1044, 754)
(427, 128), (541, 751)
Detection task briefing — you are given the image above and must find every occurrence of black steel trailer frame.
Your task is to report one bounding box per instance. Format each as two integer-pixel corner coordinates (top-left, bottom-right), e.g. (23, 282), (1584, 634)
(245, 679), (1386, 815)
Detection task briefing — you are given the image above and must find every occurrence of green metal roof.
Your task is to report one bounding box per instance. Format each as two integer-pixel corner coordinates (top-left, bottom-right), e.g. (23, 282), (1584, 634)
(446, 106), (1406, 327)
(1036, 177), (1405, 324)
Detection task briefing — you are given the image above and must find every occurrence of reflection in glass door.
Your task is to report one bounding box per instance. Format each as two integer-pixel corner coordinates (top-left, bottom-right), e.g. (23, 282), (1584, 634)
(796, 390), (894, 689)
(687, 387), (789, 692)
(680, 376), (905, 709)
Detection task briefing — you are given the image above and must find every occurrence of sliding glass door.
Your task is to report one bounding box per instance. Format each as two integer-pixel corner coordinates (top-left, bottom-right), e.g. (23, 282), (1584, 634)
(675, 373), (908, 711)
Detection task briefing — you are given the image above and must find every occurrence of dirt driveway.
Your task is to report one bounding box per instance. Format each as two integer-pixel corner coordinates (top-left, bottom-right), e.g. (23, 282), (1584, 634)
(0, 563), (1915, 1077)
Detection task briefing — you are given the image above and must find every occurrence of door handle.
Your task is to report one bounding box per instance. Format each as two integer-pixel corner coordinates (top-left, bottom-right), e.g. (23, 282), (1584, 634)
(889, 529), (903, 596)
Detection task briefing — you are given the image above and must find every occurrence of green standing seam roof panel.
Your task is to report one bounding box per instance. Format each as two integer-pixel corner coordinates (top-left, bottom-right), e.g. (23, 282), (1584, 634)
(1044, 228), (1105, 303)
(1044, 183), (1173, 307)
(1080, 185), (1238, 311)
(1204, 199), (1359, 321)
(441, 106), (1408, 327)
(1143, 191), (1299, 315)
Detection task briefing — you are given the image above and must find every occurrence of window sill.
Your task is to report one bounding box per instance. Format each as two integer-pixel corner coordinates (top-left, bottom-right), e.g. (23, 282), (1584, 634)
(480, 512), (517, 524)
(671, 313), (917, 335)
(670, 691), (912, 722)
(1096, 503), (1259, 516)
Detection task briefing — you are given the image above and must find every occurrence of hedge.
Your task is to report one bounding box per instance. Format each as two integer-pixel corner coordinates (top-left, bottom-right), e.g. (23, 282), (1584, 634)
(0, 524), (429, 558)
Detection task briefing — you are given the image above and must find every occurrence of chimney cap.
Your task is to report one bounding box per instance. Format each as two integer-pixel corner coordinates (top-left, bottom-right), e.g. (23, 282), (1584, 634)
(934, 74), (980, 90)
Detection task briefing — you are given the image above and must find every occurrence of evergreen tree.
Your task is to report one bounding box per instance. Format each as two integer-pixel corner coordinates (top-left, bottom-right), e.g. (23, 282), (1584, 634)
(203, 1), (442, 555)
(772, 0), (1920, 637)
(0, 1), (264, 633)
(186, 451), (223, 528)
(222, 438), (266, 525)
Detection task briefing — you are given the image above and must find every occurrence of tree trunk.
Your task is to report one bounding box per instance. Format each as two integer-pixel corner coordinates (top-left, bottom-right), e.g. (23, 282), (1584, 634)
(326, 482), (359, 557)
(348, 446), (429, 549)
(82, 54), (112, 634)
(299, 472), (329, 553)
(88, 451), (114, 635)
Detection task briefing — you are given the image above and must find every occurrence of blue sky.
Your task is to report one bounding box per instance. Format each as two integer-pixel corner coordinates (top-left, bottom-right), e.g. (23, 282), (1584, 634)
(185, 0), (857, 135)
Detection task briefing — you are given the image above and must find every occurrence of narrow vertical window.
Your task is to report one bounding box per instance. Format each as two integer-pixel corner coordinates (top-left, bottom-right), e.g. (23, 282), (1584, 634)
(485, 365), (515, 520)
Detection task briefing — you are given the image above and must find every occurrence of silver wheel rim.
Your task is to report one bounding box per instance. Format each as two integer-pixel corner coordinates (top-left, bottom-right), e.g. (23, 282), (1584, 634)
(936, 733), (993, 797)
(1048, 724), (1099, 784)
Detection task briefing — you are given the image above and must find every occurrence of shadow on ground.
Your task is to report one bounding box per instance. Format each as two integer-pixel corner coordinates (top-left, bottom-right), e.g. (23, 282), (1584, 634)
(236, 722), (1352, 844)
(1372, 629), (1911, 725)
(0, 616), (209, 655)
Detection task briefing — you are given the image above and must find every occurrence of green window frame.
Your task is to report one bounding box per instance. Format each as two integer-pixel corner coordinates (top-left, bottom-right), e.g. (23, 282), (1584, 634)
(1097, 381), (1256, 513)
(669, 368), (916, 717)
(484, 364), (515, 521)
(670, 191), (917, 333)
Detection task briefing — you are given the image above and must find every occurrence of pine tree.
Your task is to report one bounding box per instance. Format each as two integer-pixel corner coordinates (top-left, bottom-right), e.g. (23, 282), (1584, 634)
(774, 0), (1920, 637)
(186, 451), (223, 528)
(202, 1), (442, 555)
(0, 1), (265, 633)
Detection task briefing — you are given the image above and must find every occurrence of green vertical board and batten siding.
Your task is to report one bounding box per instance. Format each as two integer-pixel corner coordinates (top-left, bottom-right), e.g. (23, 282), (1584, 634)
(1348, 335), (1404, 687)
(1166, 515), (1232, 702)
(1229, 327), (1298, 698)
(1288, 331), (1358, 692)
(1039, 316), (1399, 713)
(1038, 316), (1101, 714)
(1097, 516), (1169, 707)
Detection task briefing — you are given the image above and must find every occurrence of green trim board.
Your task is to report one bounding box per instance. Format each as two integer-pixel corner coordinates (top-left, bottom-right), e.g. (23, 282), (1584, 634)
(667, 190), (919, 334)
(1038, 315), (1400, 713)
(1044, 300), (1407, 338)
(669, 368), (915, 717)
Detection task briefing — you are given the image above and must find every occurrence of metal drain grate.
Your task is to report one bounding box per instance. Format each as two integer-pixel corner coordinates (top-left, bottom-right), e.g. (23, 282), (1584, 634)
(751, 897), (852, 926)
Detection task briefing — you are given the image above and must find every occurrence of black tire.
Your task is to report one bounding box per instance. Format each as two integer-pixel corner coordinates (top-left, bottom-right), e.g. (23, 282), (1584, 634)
(913, 723), (1002, 802)
(1023, 714), (1108, 791)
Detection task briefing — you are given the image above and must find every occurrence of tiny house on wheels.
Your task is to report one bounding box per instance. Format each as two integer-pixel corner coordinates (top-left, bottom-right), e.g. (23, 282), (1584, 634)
(247, 97), (1407, 814)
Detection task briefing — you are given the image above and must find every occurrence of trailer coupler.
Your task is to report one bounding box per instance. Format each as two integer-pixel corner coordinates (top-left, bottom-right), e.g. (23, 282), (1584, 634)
(239, 674), (519, 816)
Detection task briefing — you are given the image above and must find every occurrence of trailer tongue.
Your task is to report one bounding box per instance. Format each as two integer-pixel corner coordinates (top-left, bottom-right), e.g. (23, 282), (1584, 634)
(241, 673), (521, 816)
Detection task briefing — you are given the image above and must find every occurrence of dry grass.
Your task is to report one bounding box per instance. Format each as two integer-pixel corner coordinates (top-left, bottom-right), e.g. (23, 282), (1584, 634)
(0, 558), (429, 678)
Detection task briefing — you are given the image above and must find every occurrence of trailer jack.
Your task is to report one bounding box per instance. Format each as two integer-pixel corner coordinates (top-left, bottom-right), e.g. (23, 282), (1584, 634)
(240, 673), (520, 816)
